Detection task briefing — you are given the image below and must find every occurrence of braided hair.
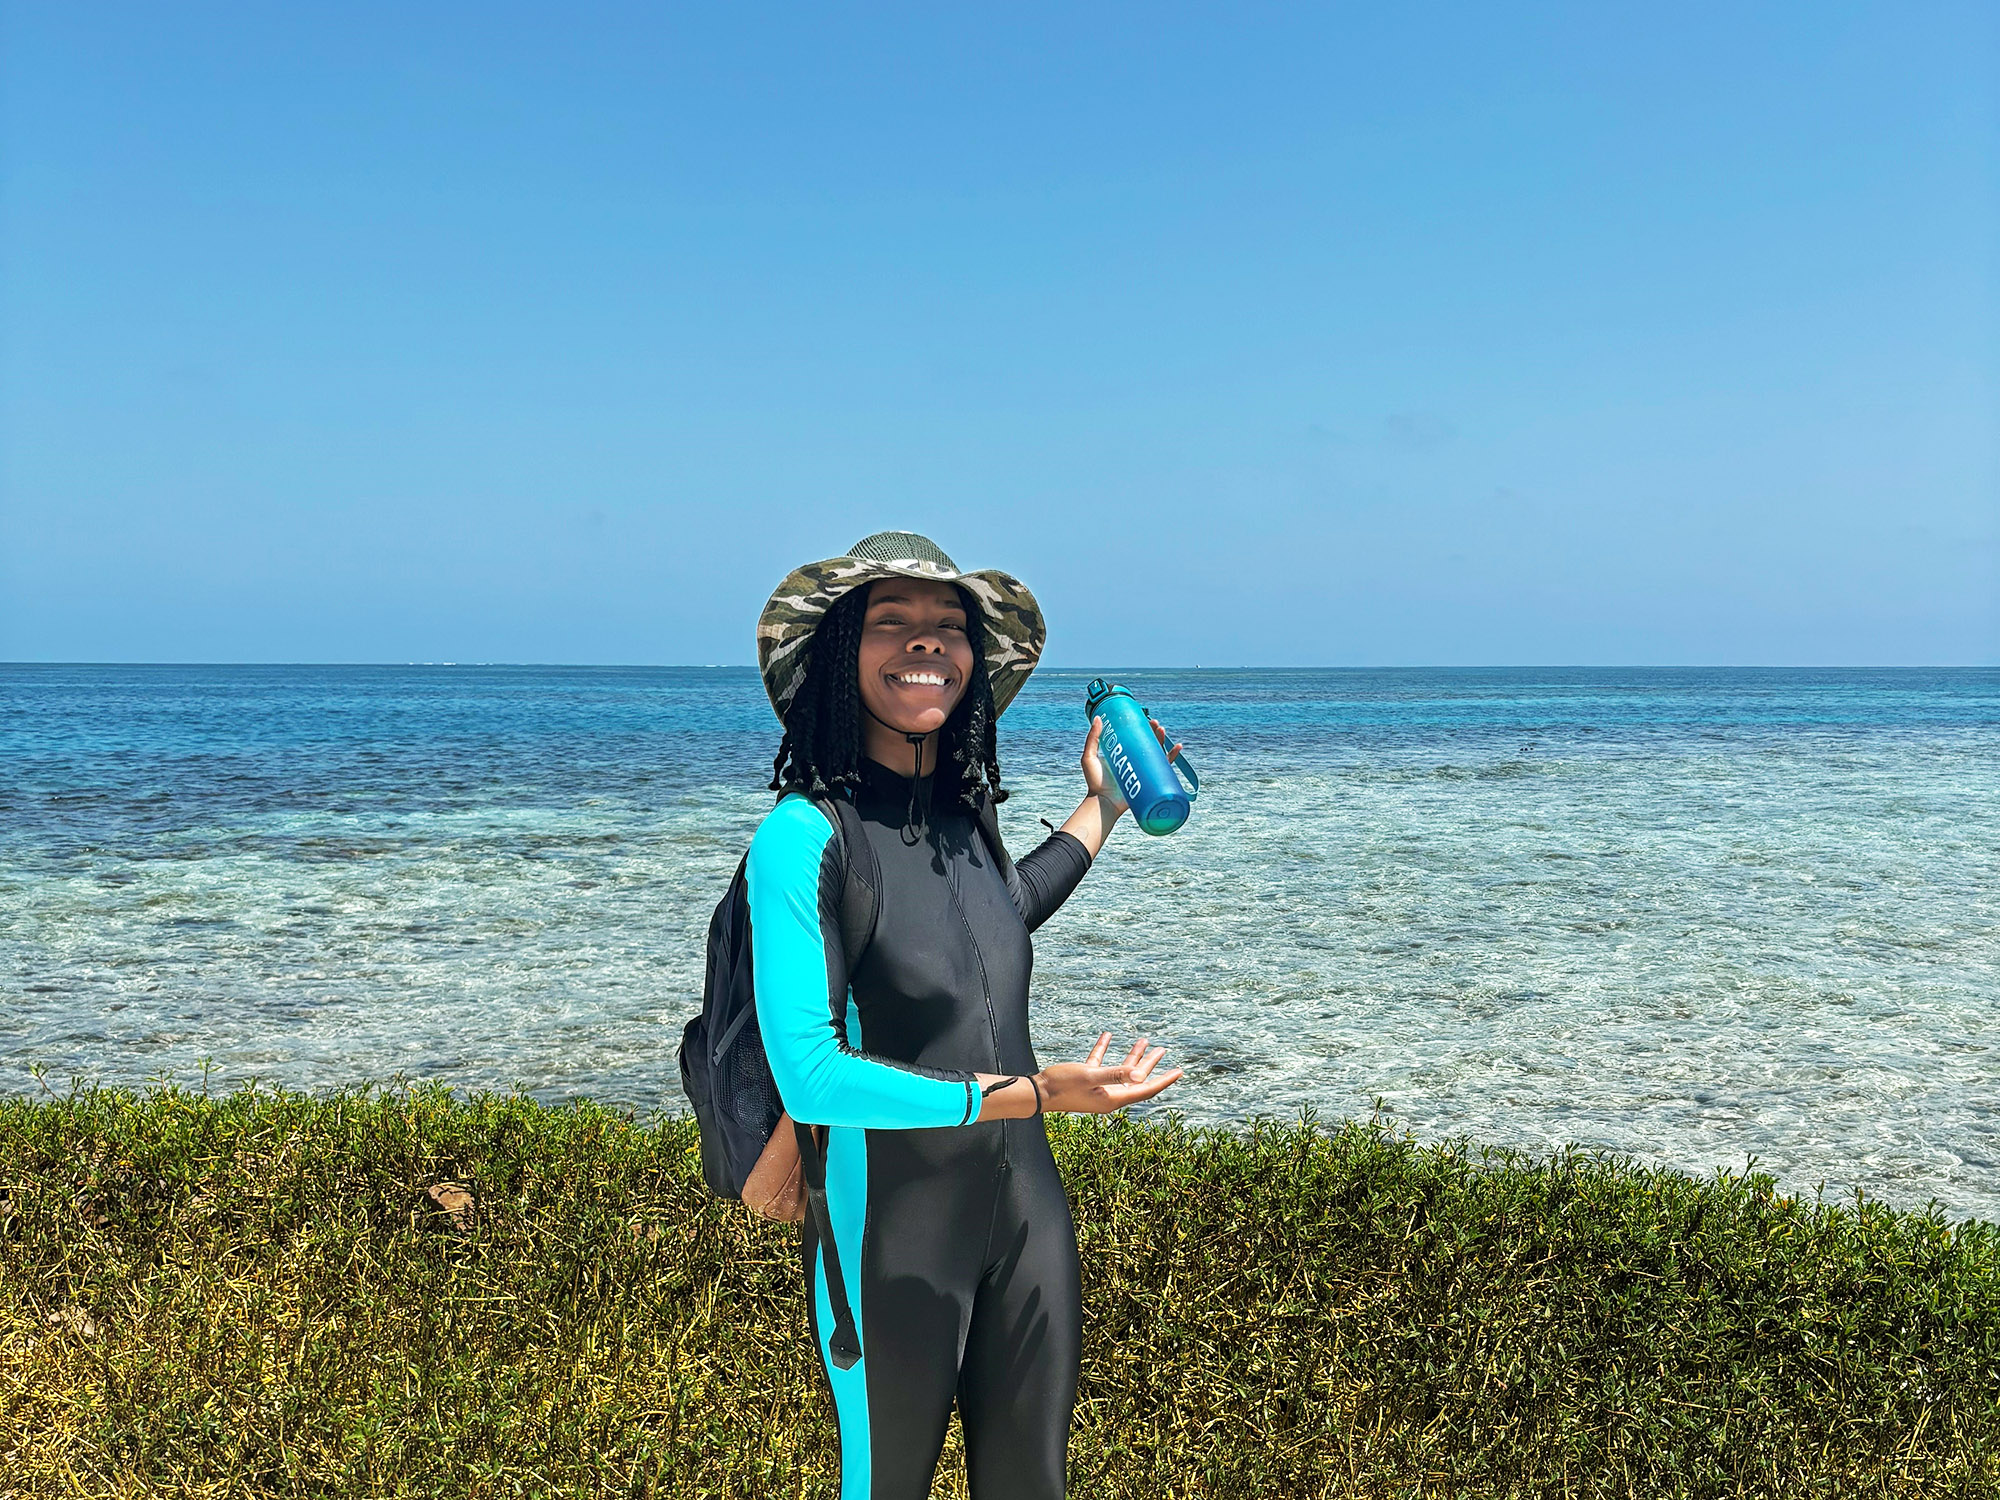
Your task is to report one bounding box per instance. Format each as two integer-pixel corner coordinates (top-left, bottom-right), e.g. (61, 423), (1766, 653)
(768, 583), (1009, 809)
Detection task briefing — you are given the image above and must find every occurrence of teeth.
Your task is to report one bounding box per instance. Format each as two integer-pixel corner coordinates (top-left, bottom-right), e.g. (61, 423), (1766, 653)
(896, 672), (948, 687)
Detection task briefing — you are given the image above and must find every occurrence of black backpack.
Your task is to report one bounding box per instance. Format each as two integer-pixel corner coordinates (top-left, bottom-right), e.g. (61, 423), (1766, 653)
(677, 787), (1013, 1371)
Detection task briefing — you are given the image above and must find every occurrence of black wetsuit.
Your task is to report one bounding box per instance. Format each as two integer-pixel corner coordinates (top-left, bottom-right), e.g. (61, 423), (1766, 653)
(745, 756), (1092, 1500)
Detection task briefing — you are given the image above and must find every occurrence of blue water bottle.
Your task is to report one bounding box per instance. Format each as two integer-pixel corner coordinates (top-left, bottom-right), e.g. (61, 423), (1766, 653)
(1086, 678), (1200, 836)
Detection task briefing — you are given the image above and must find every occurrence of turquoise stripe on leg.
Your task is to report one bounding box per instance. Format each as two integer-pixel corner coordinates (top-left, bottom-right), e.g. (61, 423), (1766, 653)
(816, 1112), (871, 1498)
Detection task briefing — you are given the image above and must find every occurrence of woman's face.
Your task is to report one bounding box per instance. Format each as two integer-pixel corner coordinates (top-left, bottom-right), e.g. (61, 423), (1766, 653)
(854, 578), (977, 737)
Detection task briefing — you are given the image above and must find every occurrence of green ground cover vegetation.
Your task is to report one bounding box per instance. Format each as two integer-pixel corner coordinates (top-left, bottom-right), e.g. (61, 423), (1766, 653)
(1, 1085), (1994, 1498)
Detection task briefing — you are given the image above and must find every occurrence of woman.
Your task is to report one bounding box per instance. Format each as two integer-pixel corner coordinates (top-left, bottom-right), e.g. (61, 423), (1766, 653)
(746, 531), (1183, 1500)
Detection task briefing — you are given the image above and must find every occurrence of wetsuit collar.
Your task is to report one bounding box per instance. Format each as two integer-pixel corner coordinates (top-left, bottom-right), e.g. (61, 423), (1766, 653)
(858, 752), (956, 844)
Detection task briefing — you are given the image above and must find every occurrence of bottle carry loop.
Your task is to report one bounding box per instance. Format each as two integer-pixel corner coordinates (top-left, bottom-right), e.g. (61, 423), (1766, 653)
(1170, 748), (1200, 798)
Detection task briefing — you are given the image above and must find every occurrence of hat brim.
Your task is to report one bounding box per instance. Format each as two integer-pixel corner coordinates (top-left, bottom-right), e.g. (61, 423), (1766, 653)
(757, 553), (1045, 722)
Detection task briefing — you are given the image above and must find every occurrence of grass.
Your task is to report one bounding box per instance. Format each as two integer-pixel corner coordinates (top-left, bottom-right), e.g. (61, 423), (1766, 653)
(1, 1084), (1995, 1498)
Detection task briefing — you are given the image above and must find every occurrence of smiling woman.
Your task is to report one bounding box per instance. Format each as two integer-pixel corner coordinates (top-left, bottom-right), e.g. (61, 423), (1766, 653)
(853, 578), (994, 840)
(859, 579), (974, 740)
(856, 578), (986, 791)
(742, 530), (1183, 1499)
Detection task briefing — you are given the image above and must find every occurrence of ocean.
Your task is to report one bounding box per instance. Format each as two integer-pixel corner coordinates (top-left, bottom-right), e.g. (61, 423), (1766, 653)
(3, 664), (1995, 1221)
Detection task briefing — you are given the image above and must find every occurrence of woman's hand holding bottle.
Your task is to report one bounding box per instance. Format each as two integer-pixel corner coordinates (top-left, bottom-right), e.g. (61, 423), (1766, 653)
(1058, 716), (1181, 858)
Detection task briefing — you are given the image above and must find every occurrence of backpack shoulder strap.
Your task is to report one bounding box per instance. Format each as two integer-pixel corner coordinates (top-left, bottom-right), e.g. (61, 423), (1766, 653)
(806, 791), (880, 972)
(788, 791), (874, 1371)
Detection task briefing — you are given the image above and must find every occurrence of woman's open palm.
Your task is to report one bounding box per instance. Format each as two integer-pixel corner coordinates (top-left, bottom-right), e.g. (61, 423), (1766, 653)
(1037, 1033), (1183, 1114)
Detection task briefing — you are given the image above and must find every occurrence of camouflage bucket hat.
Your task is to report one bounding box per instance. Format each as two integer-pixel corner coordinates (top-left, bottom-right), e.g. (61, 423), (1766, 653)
(757, 531), (1046, 723)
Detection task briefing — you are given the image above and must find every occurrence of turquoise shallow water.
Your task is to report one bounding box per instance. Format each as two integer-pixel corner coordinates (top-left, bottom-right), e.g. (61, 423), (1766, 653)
(3, 664), (1996, 1221)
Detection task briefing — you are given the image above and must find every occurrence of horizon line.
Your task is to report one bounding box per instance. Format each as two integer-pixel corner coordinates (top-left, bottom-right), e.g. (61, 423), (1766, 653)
(5, 660), (1996, 672)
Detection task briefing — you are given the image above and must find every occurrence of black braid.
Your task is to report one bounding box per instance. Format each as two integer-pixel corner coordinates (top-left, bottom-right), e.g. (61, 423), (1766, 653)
(950, 600), (1009, 807)
(768, 586), (869, 799)
(767, 583), (1007, 809)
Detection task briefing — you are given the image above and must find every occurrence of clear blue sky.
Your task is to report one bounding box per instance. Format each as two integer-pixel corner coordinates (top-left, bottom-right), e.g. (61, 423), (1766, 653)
(3, 3), (1994, 666)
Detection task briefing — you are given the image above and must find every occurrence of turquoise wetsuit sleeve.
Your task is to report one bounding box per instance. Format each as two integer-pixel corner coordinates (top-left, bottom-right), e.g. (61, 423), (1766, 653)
(747, 797), (978, 1130)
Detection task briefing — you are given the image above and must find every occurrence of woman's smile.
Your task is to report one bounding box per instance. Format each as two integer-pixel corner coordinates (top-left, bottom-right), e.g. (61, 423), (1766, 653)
(886, 665), (954, 692)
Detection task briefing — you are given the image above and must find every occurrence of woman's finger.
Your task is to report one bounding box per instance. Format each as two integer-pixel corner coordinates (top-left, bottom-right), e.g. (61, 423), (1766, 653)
(1129, 1045), (1167, 1083)
(1081, 717), (1108, 788)
(1085, 1032), (1112, 1067)
(1108, 1067), (1183, 1106)
(1120, 1036), (1148, 1071)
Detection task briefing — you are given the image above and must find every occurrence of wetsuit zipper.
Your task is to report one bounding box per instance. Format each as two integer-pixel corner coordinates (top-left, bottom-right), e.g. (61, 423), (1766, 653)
(943, 842), (1011, 1172)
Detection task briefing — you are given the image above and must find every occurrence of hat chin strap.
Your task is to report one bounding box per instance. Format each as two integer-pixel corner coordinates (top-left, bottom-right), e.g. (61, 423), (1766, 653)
(859, 700), (939, 845)
(900, 732), (930, 846)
